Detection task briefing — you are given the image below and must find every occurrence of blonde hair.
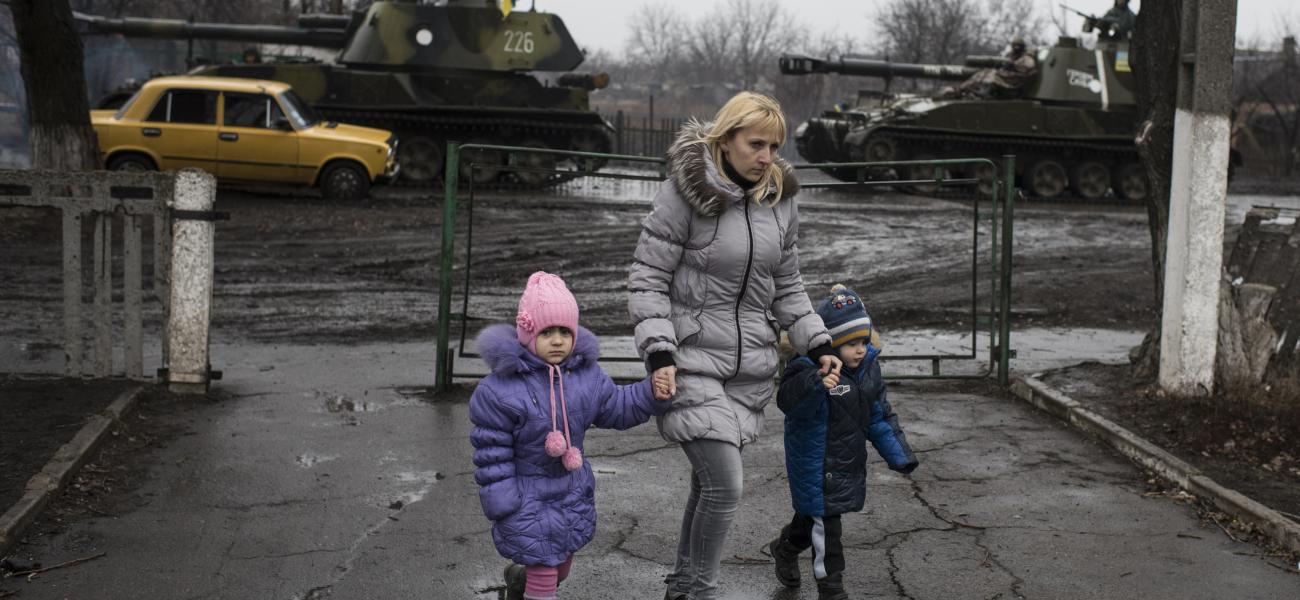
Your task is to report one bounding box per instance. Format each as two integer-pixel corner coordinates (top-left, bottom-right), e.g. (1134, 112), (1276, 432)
(702, 91), (787, 204)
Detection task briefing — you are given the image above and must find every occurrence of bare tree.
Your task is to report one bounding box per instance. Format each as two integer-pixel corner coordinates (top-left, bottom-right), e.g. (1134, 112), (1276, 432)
(1127, 1), (1181, 377)
(9, 0), (100, 170)
(683, 9), (736, 87)
(725, 0), (800, 90)
(874, 0), (1045, 90)
(626, 3), (686, 84)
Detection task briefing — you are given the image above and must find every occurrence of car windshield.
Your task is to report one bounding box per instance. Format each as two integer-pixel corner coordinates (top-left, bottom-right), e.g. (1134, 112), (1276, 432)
(278, 90), (318, 129)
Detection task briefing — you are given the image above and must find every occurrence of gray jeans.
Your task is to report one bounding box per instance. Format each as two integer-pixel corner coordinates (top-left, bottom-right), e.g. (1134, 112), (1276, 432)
(665, 439), (744, 600)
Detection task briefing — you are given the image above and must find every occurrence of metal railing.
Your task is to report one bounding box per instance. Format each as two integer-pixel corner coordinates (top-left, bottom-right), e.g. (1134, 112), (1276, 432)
(0, 169), (173, 379)
(434, 146), (1015, 389)
(792, 158), (1015, 383)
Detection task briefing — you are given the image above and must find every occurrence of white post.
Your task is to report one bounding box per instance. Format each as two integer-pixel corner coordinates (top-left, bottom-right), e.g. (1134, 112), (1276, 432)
(166, 169), (216, 394)
(1159, 0), (1238, 396)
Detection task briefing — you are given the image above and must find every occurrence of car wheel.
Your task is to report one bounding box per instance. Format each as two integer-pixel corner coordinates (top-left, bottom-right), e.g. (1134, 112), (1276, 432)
(321, 162), (370, 201)
(107, 153), (156, 172)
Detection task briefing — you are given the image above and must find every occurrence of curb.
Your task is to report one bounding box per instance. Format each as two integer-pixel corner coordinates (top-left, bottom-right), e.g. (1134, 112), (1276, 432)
(1010, 377), (1300, 555)
(0, 384), (145, 558)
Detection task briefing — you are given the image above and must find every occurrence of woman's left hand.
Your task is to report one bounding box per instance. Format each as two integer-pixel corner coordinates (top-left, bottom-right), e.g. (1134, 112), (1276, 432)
(818, 354), (842, 377)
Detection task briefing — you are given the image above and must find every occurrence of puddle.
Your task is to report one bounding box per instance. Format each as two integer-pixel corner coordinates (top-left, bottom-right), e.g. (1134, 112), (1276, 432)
(295, 453), (338, 468)
(316, 389), (426, 413)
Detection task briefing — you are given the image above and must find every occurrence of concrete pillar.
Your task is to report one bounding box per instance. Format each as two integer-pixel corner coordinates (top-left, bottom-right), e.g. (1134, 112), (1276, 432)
(1159, 0), (1238, 396)
(166, 169), (216, 394)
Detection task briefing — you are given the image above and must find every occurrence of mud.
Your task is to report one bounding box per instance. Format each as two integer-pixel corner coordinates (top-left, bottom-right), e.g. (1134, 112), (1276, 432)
(0, 170), (1163, 354)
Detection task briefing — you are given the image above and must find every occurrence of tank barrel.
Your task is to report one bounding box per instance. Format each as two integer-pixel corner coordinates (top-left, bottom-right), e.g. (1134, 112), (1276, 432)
(780, 54), (977, 81)
(296, 13), (352, 30)
(964, 55), (1009, 68)
(75, 12), (348, 47)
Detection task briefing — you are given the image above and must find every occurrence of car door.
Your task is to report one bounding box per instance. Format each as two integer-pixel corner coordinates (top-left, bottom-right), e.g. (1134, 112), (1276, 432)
(217, 92), (300, 183)
(141, 89), (218, 173)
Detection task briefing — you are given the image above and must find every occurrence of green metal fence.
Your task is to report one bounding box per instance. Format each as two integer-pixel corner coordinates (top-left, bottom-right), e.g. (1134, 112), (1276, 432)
(434, 144), (1014, 390)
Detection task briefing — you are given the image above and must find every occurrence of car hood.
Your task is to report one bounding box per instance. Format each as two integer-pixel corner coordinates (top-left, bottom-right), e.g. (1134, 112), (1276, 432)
(299, 122), (390, 145)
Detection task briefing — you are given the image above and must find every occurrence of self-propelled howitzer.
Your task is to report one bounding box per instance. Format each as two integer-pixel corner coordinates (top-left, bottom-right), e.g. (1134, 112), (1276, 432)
(78, 0), (614, 187)
(780, 37), (1149, 201)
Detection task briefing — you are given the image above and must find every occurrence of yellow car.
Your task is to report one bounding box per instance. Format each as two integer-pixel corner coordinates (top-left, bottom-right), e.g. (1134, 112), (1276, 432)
(91, 75), (398, 200)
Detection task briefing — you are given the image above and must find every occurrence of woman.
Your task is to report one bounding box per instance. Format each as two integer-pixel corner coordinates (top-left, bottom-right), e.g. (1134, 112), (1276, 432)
(628, 91), (842, 600)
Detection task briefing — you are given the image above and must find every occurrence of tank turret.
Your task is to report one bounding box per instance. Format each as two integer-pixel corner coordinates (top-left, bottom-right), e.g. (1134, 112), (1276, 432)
(78, 0), (615, 187)
(779, 37), (1146, 201)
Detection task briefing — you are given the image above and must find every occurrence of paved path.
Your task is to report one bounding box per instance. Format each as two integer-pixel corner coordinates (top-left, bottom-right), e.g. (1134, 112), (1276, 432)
(6, 342), (1295, 599)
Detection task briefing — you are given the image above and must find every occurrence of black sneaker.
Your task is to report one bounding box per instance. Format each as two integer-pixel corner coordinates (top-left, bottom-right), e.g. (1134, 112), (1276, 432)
(768, 537), (801, 587)
(503, 564), (526, 600)
(817, 582), (849, 600)
(662, 591), (688, 600)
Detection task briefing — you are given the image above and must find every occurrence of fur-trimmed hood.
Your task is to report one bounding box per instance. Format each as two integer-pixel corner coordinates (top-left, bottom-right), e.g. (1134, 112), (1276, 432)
(477, 323), (600, 376)
(666, 119), (800, 217)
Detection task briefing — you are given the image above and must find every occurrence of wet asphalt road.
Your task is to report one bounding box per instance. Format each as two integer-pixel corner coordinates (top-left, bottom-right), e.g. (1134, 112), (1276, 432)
(5, 342), (1297, 600)
(5, 181), (1300, 598)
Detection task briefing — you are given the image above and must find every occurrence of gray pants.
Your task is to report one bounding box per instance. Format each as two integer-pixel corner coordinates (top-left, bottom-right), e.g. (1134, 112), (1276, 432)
(664, 439), (744, 600)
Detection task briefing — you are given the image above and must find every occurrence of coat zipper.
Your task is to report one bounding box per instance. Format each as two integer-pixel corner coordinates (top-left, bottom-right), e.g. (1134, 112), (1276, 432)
(728, 200), (755, 381)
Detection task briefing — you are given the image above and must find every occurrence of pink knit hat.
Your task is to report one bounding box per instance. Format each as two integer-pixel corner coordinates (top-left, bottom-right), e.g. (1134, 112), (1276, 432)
(515, 271), (580, 349)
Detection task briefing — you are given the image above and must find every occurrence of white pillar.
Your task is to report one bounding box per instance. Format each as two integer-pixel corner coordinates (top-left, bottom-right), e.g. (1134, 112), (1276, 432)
(1158, 0), (1238, 396)
(166, 169), (216, 394)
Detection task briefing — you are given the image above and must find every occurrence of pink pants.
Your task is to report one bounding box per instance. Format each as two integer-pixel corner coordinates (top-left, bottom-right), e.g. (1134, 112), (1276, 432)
(523, 554), (573, 599)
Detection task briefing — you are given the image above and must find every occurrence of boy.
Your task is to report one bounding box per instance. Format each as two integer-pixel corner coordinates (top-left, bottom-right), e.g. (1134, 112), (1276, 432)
(768, 284), (919, 600)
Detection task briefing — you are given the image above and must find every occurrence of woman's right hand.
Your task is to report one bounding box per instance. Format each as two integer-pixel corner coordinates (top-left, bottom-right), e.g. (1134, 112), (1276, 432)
(652, 365), (678, 400)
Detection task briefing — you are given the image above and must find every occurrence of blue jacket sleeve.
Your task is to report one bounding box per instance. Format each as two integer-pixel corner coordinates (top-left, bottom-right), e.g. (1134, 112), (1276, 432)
(865, 375), (919, 473)
(592, 375), (667, 430)
(468, 383), (524, 521)
(777, 357), (825, 419)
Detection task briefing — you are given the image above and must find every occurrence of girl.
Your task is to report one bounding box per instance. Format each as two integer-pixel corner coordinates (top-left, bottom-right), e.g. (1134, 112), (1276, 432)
(470, 271), (672, 600)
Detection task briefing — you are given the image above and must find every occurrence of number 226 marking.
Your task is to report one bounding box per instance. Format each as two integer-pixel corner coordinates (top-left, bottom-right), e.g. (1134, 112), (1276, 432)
(503, 30), (534, 54)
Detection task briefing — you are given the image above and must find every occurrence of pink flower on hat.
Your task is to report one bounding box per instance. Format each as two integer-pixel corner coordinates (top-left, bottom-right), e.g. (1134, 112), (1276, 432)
(516, 310), (535, 333)
(515, 271), (580, 349)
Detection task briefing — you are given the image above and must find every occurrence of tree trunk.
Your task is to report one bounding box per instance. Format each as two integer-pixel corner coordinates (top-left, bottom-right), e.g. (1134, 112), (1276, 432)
(1129, 1), (1183, 379)
(10, 0), (101, 171)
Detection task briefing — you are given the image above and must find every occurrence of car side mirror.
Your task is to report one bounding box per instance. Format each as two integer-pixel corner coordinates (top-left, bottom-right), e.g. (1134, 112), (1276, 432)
(273, 116), (292, 130)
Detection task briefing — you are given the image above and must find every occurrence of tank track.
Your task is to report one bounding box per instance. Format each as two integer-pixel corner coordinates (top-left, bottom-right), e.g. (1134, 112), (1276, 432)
(832, 127), (1145, 204)
(318, 107), (615, 190)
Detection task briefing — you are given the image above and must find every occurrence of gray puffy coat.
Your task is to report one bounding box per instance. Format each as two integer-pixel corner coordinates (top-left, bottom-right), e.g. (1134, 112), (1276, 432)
(628, 121), (831, 447)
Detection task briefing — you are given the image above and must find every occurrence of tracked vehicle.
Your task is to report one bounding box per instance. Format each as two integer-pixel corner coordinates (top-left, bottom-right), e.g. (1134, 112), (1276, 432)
(78, 0), (614, 187)
(780, 37), (1148, 201)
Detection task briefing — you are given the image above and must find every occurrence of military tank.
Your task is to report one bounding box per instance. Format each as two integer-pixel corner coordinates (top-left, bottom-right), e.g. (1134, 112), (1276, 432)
(780, 37), (1148, 201)
(77, 0), (614, 187)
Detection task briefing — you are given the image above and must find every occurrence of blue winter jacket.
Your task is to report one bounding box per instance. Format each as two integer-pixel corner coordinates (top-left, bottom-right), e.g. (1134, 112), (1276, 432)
(469, 324), (668, 566)
(778, 347), (918, 517)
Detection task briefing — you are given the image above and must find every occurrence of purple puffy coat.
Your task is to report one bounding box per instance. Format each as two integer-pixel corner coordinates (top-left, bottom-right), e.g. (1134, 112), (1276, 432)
(469, 324), (666, 566)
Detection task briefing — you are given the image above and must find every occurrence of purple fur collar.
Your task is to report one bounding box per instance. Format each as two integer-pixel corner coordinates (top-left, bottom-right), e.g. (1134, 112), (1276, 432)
(477, 324), (601, 376)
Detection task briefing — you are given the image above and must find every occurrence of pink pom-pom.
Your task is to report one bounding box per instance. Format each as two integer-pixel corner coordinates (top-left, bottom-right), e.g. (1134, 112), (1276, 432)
(545, 431), (567, 457)
(562, 446), (582, 471)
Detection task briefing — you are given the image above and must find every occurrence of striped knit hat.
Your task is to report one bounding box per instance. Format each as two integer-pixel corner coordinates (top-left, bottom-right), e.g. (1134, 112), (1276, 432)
(816, 283), (873, 348)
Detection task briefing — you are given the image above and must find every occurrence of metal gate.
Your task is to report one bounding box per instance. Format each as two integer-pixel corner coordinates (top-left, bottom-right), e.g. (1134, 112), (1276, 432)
(434, 145), (1014, 390)
(0, 169), (173, 379)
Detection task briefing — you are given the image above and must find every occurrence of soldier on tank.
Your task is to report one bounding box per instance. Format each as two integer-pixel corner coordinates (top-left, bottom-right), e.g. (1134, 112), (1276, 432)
(942, 37), (1037, 99)
(1095, 0), (1137, 40)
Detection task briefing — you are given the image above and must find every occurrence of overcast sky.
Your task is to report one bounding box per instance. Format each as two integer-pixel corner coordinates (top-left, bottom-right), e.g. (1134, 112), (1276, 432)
(534, 0), (1294, 56)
